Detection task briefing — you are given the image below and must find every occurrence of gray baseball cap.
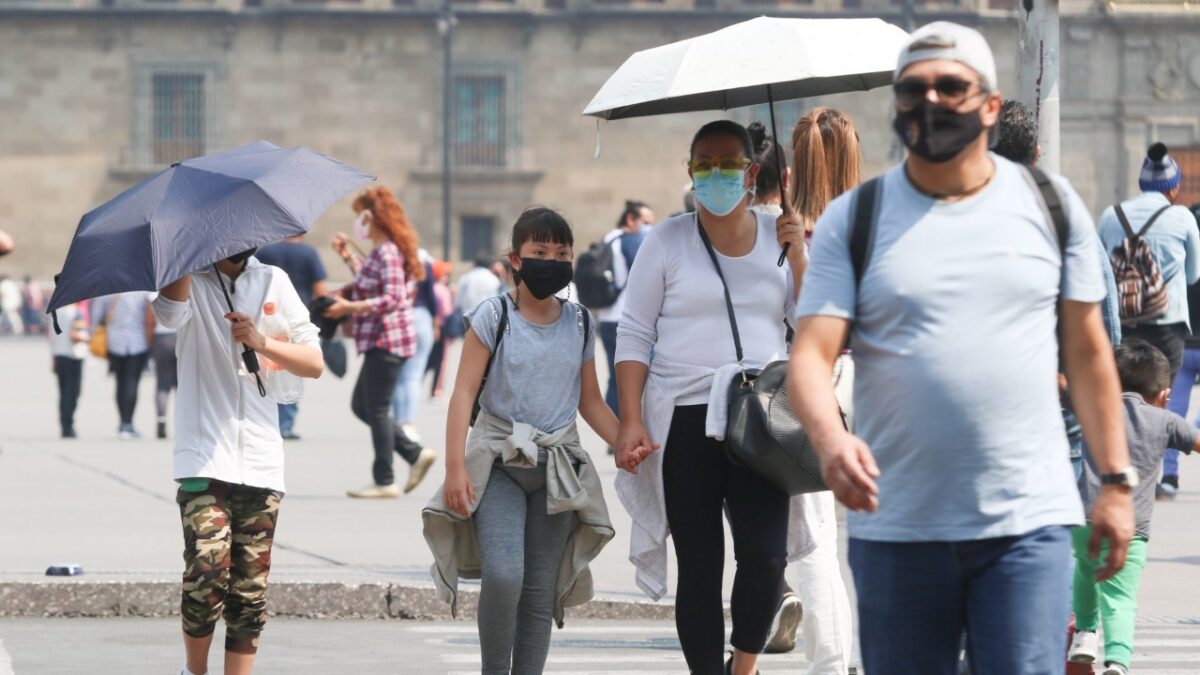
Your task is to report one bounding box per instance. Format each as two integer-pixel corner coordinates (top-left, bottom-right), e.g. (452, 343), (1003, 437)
(894, 22), (998, 92)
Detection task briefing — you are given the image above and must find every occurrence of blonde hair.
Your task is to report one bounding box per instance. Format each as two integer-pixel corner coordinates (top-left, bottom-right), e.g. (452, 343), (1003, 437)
(788, 108), (862, 228)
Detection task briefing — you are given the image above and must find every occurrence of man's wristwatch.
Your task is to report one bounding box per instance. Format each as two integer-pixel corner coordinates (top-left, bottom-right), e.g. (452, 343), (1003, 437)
(1100, 466), (1140, 489)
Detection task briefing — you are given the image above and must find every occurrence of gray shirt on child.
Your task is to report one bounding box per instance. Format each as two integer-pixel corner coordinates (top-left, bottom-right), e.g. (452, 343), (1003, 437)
(1080, 392), (1196, 540)
(467, 295), (596, 433)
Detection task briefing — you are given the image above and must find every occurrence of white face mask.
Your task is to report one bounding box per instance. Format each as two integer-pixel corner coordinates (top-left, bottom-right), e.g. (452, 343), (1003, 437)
(352, 211), (371, 240)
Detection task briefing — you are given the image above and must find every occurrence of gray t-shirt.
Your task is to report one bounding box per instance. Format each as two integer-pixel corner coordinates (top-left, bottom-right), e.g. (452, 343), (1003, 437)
(1080, 393), (1196, 540)
(796, 156), (1107, 542)
(467, 295), (596, 432)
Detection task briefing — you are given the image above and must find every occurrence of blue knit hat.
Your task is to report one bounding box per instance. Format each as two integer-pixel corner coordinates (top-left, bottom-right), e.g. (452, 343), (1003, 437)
(1139, 142), (1183, 193)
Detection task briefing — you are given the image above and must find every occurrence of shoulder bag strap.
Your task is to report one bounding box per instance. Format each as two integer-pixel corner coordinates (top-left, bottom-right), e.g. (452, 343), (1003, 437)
(696, 215), (744, 367)
(850, 177), (882, 288)
(1138, 205), (1173, 238)
(581, 305), (591, 359)
(1114, 204), (1137, 240)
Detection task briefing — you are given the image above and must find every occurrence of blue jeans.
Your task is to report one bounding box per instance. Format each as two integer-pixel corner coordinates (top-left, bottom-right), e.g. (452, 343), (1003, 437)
(599, 321), (619, 415)
(392, 307), (435, 424)
(1164, 346), (1200, 479)
(277, 403), (298, 435)
(850, 526), (1072, 675)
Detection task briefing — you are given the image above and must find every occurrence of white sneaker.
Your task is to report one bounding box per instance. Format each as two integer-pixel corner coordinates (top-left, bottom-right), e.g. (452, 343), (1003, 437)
(1068, 630), (1099, 664)
(180, 666), (205, 675)
(764, 592), (802, 653)
(1102, 663), (1129, 675)
(346, 483), (400, 499)
(402, 423), (423, 444)
(404, 448), (438, 494)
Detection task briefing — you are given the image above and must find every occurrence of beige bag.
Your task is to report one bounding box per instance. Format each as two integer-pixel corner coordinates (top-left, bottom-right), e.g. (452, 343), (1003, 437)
(88, 296), (119, 359)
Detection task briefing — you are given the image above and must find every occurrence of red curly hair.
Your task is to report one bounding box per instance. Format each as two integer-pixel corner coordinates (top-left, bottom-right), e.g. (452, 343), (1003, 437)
(353, 186), (425, 282)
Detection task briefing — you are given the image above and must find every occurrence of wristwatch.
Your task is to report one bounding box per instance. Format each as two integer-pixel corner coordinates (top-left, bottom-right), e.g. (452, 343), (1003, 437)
(1100, 466), (1140, 489)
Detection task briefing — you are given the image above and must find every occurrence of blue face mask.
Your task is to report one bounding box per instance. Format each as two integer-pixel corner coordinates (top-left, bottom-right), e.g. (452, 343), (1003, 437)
(692, 170), (748, 217)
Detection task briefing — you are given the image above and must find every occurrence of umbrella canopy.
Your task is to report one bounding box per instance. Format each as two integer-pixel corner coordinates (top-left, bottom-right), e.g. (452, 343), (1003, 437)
(582, 16), (910, 120)
(47, 141), (373, 313)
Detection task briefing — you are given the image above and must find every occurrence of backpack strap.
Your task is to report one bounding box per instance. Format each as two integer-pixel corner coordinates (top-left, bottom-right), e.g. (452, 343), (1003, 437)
(1025, 166), (1069, 260)
(581, 304), (591, 359)
(1114, 204), (1137, 241)
(850, 177), (882, 288)
(1138, 205), (1173, 238)
(471, 295), (509, 426)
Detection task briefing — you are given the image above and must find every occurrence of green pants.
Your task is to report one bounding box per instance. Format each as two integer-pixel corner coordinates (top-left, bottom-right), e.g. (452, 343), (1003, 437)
(1071, 525), (1148, 668)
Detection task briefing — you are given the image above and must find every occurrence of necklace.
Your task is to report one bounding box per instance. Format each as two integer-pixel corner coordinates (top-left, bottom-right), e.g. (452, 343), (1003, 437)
(909, 162), (996, 200)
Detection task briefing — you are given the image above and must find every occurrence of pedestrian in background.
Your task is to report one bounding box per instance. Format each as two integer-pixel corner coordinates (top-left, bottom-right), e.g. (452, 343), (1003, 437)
(49, 301), (88, 439)
(155, 247), (323, 675)
(750, 111), (860, 672)
(1069, 341), (1200, 675)
(427, 260), (456, 399)
(596, 199), (654, 415)
(327, 186), (437, 499)
(151, 315), (178, 440)
(789, 23), (1133, 674)
(426, 207), (628, 675)
(91, 290), (154, 439)
(0, 275), (23, 335)
(392, 250), (437, 444)
(257, 234), (330, 440)
(1162, 204), (1200, 499)
(1098, 143), (1200, 499)
(457, 255), (503, 315)
(615, 119), (807, 675)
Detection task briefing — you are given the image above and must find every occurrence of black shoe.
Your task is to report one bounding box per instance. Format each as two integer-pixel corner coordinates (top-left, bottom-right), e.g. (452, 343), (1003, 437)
(62, 428), (77, 439)
(156, 421), (167, 440)
(725, 653), (760, 675)
(282, 432), (301, 441)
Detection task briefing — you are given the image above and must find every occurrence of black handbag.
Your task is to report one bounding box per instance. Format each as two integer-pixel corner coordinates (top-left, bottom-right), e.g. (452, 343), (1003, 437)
(697, 220), (830, 496)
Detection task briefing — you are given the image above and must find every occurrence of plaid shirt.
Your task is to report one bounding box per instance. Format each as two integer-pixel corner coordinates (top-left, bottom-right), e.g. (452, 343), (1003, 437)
(346, 241), (416, 358)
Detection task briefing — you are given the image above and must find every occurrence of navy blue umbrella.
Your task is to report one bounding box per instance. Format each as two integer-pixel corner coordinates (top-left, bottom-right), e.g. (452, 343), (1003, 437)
(47, 141), (374, 315)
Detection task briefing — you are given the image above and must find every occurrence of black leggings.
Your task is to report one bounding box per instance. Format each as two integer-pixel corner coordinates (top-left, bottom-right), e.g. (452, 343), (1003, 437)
(109, 352), (148, 426)
(351, 349), (424, 486)
(663, 404), (790, 674)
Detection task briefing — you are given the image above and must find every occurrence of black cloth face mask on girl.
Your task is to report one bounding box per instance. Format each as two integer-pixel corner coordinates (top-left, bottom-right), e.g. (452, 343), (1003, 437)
(516, 258), (573, 300)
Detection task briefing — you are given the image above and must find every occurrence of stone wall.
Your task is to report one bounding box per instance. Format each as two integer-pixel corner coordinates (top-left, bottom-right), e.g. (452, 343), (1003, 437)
(0, 10), (1197, 280)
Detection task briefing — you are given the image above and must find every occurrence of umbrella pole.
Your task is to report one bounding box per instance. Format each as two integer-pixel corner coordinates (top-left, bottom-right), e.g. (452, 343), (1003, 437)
(770, 85), (794, 267)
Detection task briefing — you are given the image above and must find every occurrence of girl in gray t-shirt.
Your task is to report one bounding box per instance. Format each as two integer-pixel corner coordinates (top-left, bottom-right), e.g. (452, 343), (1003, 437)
(438, 207), (654, 674)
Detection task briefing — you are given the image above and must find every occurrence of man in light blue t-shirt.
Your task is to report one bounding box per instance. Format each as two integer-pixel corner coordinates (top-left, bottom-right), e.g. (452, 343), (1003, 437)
(788, 22), (1136, 675)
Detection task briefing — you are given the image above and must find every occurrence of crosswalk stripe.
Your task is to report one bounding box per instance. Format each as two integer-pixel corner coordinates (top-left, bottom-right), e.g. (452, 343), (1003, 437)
(0, 638), (13, 675)
(407, 624), (678, 635)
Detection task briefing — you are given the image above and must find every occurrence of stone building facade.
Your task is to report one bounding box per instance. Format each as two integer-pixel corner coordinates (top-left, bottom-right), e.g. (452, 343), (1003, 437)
(0, 0), (1197, 279)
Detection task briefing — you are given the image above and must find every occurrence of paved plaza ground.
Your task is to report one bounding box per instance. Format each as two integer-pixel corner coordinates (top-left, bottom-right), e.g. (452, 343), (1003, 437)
(2, 335), (1200, 673)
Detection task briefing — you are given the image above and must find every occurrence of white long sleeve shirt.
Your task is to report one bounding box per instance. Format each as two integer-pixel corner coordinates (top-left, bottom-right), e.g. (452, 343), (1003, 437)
(152, 258), (320, 492)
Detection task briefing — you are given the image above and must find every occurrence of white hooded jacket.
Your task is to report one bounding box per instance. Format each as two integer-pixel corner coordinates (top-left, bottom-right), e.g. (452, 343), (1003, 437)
(152, 258), (320, 492)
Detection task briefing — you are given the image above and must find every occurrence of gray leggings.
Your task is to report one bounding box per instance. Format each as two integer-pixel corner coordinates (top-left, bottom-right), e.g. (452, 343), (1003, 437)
(474, 460), (573, 675)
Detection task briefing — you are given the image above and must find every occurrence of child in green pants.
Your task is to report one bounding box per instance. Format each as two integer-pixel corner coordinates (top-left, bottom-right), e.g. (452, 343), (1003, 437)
(1069, 341), (1200, 675)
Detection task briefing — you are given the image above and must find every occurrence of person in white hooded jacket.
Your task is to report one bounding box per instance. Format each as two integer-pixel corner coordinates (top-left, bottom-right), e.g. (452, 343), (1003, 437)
(154, 249), (322, 675)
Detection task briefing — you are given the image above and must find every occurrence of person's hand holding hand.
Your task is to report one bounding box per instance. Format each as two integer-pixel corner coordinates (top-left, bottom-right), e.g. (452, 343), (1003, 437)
(226, 312), (267, 352)
(814, 430), (880, 512)
(1089, 485), (1134, 581)
(616, 420), (658, 474)
(443, 464), (476, 518)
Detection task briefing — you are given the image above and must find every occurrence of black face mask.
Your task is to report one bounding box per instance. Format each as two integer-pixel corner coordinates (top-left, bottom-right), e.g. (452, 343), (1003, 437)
(226, 248), (258, 265)
(892, 100), (985, 164)
(517, 258), (573, 300)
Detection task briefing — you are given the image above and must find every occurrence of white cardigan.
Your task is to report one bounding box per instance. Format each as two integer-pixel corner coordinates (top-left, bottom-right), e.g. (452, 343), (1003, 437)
(614, 211), (816, 600)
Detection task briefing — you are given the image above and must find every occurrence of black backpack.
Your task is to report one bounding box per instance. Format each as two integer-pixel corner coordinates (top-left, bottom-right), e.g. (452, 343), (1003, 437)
(575, 236), (621, 309)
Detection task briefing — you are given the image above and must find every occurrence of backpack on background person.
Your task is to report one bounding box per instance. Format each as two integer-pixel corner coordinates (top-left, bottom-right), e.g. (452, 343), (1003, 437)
(1110, 203), (1171, 326)
(575, 235), (621, 309)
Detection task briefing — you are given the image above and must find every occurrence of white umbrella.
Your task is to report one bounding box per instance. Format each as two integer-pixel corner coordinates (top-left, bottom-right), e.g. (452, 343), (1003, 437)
(582, 16), (909, 264)
(582, 16), (910, 120)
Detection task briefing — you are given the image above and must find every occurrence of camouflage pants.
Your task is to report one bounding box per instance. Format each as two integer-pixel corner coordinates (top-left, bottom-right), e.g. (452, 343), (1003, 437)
(178, 480), (283, 654)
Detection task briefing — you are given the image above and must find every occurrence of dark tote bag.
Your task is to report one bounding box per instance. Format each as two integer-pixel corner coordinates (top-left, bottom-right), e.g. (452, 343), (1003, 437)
(696, 220), (831, 496)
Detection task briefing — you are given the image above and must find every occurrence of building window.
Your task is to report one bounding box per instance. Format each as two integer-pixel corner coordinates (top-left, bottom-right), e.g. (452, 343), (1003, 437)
(460, 216), (497, 261)
(152, 73), (206, 165)
(455, 75), (507, 167)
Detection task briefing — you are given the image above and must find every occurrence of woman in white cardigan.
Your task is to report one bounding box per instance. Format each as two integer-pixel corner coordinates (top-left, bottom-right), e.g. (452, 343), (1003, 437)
(613, 120), (807, 675)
